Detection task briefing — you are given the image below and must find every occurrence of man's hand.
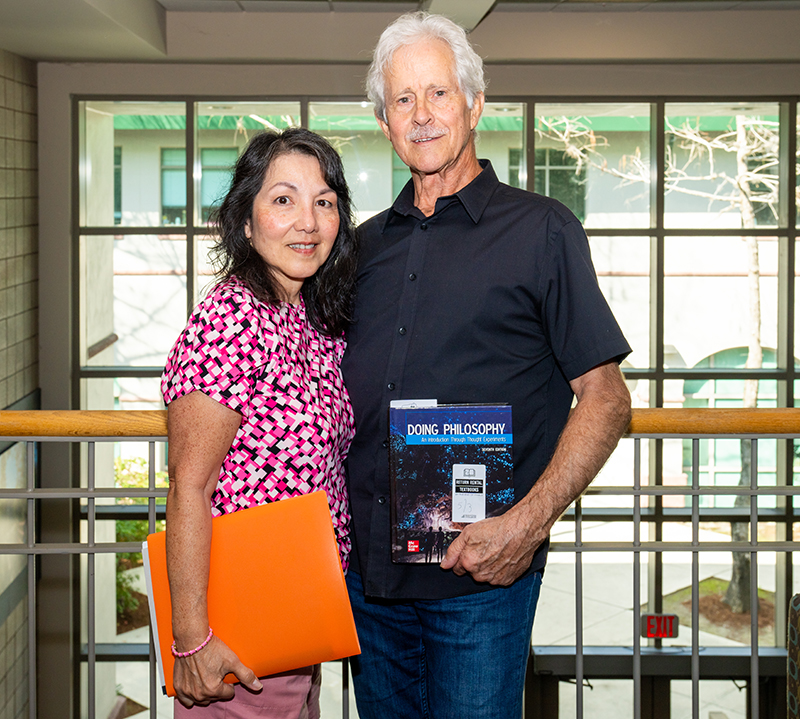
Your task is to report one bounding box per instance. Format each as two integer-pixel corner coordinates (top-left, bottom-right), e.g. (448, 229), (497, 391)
(173, 635), (262, 708)
(440, 501), (545, 586)
(442, 361), (631, 586)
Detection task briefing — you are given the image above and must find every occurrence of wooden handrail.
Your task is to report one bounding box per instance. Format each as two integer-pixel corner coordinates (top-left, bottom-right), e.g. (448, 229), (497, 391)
(0, 410), (168, 437)
(627, 408), (800, 435)
(1, 408), (800, 438)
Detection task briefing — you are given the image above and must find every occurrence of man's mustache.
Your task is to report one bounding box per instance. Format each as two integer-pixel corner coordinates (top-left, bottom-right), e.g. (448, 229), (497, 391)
(406, 127), (448, 142)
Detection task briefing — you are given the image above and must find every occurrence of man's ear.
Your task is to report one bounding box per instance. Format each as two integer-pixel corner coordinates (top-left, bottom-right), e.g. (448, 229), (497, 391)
(377, 113), (392, 142)
(470, 92), (485, 131)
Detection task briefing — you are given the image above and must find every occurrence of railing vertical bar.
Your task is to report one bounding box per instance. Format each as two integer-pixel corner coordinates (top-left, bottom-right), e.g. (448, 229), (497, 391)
(87, 441), (96, 719)
(148, 441), (156, 533)
(750, 437), (759, 718)
(576, 498), (584, 719)
(633, 438), (642, 719)
(26, 441), (36, 719)
(342, 657), (350, 719)
(148, 441), (158, 719)
(692, 438), (700, 719)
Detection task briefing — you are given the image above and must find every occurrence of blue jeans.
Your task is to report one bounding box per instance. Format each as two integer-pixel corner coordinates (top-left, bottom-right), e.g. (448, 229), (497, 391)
(346, 570), (542, 719)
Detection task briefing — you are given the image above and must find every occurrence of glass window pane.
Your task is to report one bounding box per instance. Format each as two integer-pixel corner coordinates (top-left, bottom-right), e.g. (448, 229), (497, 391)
(475, 102), (526, 188)
(664, 102), (781, 229)
(195, 233), (217, 307)
(195, 102), (301, 225)
(81, 234), (188, 368)
(796, 239), (800, 368)
(161, 148), (185, 167)
(589, 236), (650, 369)
(664, 236), (778, 370)
(161, 165), (186, 208)
(534, 103), (651, 228)
(796, 102), (800, 230)
(392, 150), (410, 198)
(201, 148), (237, 166)
(80, 101), (187, 228)
(309, 100), (398, 223)
(201, 167), (234, 211)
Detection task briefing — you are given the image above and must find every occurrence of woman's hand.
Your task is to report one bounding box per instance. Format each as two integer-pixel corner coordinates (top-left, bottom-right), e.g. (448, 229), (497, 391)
(173, 635), (262, 708)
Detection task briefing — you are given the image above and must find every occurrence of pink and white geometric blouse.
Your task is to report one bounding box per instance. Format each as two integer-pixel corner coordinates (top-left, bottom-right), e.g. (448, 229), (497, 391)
(161, 277), (354, 570)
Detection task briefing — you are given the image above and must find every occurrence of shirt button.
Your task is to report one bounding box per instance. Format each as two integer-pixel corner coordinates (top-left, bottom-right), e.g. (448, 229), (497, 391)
(420, 223), (428, 230)
(387, 382), (395, 391)
(378, 496), (386, 505)
(408, 273), (417, 281)
(398, 327), (407, 335)
(382, 439), (389, 448)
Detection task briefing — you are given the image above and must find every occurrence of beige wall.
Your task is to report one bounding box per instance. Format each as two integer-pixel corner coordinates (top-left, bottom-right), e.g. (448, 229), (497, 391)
(0, 49), (37, 411)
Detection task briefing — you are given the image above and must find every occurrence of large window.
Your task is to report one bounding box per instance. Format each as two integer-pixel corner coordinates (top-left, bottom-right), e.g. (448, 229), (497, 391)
(76, 96), (800, 718)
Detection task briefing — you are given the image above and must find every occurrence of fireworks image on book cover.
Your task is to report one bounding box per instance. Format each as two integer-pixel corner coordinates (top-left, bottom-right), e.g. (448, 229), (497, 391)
(389, 405), (513, 564)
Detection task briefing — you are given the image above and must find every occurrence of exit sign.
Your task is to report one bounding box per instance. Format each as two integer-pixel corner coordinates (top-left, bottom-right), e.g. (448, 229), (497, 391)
(640, 614), (679, 638)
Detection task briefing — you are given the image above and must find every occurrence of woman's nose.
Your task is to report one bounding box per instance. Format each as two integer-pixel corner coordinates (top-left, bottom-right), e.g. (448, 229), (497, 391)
(295, 203), (318, 232)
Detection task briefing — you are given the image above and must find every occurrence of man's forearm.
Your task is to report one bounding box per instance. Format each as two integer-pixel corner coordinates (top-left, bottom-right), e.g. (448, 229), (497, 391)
(516, 361), (631, 537)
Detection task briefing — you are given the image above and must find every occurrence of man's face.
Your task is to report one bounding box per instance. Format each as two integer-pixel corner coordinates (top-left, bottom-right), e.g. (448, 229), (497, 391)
(378, 38), (484, 179)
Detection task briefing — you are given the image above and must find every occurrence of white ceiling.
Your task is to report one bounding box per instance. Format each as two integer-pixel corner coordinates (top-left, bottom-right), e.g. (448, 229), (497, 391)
(1, 0), (799, 63)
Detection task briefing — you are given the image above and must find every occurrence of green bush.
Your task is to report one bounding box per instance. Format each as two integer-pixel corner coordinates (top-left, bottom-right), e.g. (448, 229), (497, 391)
(115, 457), (167, 618)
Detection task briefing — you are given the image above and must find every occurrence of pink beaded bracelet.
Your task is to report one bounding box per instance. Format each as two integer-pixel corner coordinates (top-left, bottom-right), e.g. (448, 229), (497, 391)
(171, 627), (213, 658)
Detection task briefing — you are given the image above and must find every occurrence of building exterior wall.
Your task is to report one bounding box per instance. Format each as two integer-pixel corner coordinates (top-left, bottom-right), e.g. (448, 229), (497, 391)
(0, 47), (36, 719)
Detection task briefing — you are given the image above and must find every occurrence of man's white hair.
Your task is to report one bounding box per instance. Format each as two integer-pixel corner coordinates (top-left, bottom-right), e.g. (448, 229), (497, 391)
(366, 11), (486, 123)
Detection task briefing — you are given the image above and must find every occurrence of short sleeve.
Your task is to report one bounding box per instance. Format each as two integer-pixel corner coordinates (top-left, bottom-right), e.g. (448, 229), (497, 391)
(161, 284), (265, 418)
(540, 218), (631, 381)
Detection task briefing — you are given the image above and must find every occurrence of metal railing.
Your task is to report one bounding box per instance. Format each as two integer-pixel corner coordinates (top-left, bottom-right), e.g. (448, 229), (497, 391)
(0, 409), (799, 719)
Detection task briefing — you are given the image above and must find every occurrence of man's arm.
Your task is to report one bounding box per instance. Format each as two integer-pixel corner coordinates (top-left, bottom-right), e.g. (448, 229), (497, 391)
(440, 360), (631, 586)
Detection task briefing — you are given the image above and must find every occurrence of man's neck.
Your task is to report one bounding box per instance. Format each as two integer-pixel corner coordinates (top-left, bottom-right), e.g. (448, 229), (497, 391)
(411, 152), (483, 218)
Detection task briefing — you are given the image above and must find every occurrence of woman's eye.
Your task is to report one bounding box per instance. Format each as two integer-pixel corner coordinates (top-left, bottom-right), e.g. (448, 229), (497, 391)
(275, 196), (290, 205)
(317, 199), (333, 208)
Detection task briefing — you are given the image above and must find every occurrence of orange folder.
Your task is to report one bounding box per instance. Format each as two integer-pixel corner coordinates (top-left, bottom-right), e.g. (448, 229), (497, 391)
(143, 491), (360, 697)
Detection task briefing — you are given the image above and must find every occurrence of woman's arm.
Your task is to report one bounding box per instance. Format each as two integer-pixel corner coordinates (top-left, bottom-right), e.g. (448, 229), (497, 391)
(166, 391), (263, 708)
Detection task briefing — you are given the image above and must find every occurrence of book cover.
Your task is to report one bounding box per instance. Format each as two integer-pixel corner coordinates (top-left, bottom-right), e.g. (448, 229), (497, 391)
(389, 404), (514, 564)
(143, 491), (360, 696)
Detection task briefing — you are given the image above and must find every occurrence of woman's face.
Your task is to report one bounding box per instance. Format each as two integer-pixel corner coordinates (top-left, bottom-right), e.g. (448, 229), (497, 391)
(245, 151), (339, 304)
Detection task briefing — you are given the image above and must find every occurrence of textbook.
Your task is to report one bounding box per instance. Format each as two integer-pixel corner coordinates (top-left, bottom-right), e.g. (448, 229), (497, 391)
(143, 491), (360, 697)
(388, 402), (514, 564)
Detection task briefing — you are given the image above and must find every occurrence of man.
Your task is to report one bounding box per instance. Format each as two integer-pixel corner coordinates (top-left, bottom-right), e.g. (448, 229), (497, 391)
(340, 11), (632, 719)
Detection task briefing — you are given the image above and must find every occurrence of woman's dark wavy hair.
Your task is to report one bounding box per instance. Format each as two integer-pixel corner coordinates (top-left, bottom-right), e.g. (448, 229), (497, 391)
(210, 128), (358, 337)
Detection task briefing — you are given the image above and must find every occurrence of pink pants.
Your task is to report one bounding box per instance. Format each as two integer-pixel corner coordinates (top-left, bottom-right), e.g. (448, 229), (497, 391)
(173, 665), (321, 719)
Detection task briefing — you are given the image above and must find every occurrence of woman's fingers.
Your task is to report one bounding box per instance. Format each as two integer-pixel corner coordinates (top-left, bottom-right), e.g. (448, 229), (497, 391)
(172, 636), (258, 706)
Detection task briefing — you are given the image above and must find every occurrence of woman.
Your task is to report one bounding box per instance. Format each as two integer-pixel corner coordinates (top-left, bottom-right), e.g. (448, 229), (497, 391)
(161, 127), (358, 717)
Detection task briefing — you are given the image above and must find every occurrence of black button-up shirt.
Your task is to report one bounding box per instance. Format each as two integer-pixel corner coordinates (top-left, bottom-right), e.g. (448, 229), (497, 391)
(341, 161), (631, 600)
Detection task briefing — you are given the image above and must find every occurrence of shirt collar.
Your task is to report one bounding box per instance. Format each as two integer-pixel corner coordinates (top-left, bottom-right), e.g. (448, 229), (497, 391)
(381, 159), (498, 232)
